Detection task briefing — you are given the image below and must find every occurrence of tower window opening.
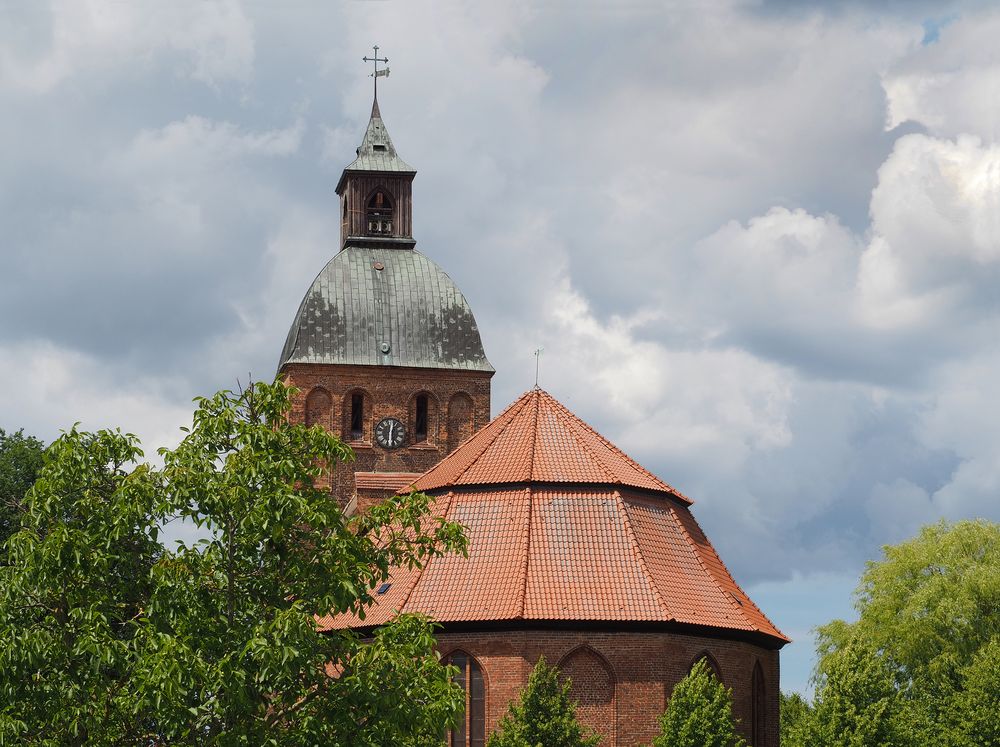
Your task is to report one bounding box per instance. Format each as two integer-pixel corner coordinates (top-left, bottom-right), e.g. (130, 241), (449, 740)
(415, 394), (428, 442)
(373, 144), (388, 152)
(366, 190), (393, 235)
(350, 393), (364, 440)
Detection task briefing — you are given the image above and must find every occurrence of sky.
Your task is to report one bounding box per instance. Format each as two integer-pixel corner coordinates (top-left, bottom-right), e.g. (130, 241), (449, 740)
(2, 0), (999, 697)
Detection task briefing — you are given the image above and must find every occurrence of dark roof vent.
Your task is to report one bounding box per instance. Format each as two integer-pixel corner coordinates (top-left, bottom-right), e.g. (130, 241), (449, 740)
(377, 582), (392, 595)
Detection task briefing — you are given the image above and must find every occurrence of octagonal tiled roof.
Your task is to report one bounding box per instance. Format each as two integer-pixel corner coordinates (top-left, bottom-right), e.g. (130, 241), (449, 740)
(318, 389), (787, 646)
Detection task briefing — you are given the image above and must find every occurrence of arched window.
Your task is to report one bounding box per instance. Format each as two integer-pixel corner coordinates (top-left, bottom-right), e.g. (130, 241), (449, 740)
(447, 393), (475, 452)
(366, 190), (393, 235)
(751, 661), (766, 746)
(344, 391), (366, 441)
(414, 393), (429, 443)
(444, 651), (485, 747)
(690, 651), (722, 682)
(558, 646), (615, 744)
(304, 387), (331, 429)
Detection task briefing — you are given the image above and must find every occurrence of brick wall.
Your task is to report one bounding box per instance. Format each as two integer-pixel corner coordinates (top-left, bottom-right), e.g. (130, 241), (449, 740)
(280, 363), (492, 508)
(436, 628), (780, 747)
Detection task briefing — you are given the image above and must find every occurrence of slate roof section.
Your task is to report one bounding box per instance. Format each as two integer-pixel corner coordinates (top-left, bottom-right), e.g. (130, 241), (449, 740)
(278, 246), (494, 373)
(318, 389), (787, 645)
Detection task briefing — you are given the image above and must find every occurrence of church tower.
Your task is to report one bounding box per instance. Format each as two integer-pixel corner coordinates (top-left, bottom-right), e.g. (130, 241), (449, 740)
(278, 94), (494, 511)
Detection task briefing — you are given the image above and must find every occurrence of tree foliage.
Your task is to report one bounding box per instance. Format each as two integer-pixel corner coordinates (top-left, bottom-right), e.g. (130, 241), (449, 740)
(487, 656), (600, 747)
(0, 428), (45, 549)
(0, 381), (467, 745)
(652, 658), (745, 747)
(792, 519), (1000, 747)
(779, 691), (812, 747)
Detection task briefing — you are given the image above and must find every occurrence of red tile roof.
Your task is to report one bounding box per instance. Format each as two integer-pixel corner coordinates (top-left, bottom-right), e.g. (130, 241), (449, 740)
(411, 389), (691, 501)
(355, 472), (423, 492)
(319, 389), (787, 645)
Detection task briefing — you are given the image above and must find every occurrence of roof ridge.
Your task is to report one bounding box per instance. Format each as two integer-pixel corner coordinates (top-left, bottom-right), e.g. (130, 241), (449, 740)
(544, 393), (624, 485)
(397, 490), (457, 616)
(528, 390), (541, 481)
(451, 392), (533, 486)
(678, 507), (786, 639)
(668, 504), (751, 631)
(546, 392), (692, 502)
(516, 486), (532, 619)
(613, 490), (672, 622)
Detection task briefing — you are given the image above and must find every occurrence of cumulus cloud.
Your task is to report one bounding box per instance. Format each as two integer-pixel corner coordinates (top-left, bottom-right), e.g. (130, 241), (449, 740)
(4, 0), (1000, 685)
(0, 0), (255, 93)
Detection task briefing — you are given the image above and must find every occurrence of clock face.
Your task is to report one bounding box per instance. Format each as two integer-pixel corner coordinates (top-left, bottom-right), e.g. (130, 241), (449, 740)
(374, 417), (406, 449)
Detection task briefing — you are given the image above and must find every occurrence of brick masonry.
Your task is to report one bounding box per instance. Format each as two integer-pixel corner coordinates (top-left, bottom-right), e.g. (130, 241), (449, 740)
(280, 362), (492, 509)
(437, 628), (780, 747)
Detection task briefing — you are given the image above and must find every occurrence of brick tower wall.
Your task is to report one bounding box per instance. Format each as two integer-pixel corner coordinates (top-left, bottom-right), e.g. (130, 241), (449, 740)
(280, 363), (492, 509)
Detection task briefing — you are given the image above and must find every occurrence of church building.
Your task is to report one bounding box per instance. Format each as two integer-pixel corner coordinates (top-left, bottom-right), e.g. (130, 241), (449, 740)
(279, 87), (787, 746)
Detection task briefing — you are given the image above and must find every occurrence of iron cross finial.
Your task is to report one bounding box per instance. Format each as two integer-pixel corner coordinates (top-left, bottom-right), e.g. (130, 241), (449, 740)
(534, 347), (544, 389)
(362, 44), (390, 99)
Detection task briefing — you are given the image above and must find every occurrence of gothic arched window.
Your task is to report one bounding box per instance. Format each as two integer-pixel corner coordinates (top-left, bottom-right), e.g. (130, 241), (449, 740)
(344, 390), (367, 442)
(690, 651), (723, 682)
(447, 393), (475, 452)
(751, 661), (766, 746)
(558, 646), (615, 744)
(304, 387), (332, 429)
(414, 392), (430, 443)
(444, 651), (485, 747)
(366, 190), (393, 235)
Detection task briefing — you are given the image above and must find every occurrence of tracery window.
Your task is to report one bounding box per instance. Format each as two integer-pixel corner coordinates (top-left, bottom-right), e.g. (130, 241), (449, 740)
(444, 651), (485, 747)
(366, 190), (393, 235)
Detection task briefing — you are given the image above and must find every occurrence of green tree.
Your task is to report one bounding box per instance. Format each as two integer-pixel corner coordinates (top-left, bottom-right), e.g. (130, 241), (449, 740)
(810, 641), (902, 747)
(487, 657), (600, 747)
(652, 658), (745, 747)
(953, 637), (1000, 747)
(811, 519), (1000, 746)
(0, 428), (45, 549)
(779, 691), (813, 747)
(0, 381), (467, 745)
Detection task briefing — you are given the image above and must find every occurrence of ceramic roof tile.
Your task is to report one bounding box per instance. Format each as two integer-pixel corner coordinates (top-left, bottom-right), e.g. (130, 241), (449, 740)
(623, 494), (752, 631)
(524, 489), (667, 621)
(411, 389), (688, 500)
(670, 503), (786, 640)
(355, 472), (423, 492)
(404, 490), (530, 621)
(321, 390), (786, 645)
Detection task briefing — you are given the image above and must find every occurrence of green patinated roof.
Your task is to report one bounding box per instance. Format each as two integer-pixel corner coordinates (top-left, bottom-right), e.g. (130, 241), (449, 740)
(338, 99), (414, 185)
(278, 246), (493, 373)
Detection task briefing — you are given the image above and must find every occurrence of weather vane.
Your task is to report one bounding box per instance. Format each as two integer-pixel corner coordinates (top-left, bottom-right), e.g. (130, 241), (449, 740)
(534, 347), (544, 389)
(363, 44), (390, 99)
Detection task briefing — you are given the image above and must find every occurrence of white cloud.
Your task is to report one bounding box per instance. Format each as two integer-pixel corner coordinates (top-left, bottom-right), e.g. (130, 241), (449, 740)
(0, 0), (255, 93)
(0, 342), (191, 457)
(883, 13), (1000, 140)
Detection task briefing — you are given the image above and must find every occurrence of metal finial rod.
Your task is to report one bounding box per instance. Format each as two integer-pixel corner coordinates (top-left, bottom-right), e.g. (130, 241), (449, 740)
(534, 348), (544, 389)
(362, 44), (390, 99)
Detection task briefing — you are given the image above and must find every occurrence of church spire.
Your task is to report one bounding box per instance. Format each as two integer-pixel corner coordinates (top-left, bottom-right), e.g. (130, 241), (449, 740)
(335, 47), (417, 251)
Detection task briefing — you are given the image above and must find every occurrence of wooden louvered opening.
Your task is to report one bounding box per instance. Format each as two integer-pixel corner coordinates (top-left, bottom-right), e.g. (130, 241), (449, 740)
(366, 190), (393, 235)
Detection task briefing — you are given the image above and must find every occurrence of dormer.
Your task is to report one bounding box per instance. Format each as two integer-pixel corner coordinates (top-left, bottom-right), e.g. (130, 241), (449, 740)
(335, 99), (416, 250)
